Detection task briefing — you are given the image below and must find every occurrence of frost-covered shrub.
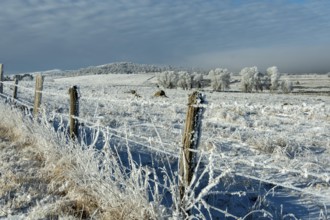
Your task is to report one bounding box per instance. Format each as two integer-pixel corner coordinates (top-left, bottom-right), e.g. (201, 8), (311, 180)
(157, 71), (178, 89)
(281, 80), (293, 94)
(253, 72), (264, 92)
(176, 72), (205, 90)
(209, 68), (231, 91)
(239, 66), (258, 93)
(261, 74), (271, 91)
(177, 71), (193, 90)
(266, 66), (281, 92)
(193, 72), (203, 88)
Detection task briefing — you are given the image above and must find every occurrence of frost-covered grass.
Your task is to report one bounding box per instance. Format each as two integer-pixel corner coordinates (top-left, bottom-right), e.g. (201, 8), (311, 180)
(1, 73), (330, 218)
(0, 101), (247, 219)
(0, 104), (166, 219)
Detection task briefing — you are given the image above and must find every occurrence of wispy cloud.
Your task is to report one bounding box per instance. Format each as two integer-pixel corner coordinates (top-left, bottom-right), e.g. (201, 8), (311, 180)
(1, 0), (330, 73)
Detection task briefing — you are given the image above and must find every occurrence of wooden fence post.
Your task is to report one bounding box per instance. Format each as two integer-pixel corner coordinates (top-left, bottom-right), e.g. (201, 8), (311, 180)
(13, 78), (18, 99)
(69, 85), (79, 139)
(179, 91), (205, 215)
(33, 74), (44, 116)
(0, 64), (3, 94)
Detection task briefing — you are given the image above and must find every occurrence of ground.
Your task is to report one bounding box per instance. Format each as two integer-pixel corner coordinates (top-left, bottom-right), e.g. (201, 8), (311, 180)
(0, 72), (329, 219)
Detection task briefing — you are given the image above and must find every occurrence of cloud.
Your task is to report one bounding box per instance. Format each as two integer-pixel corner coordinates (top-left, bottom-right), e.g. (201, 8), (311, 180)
(1, 0), (330, 73)
(184, 43), (330, 73)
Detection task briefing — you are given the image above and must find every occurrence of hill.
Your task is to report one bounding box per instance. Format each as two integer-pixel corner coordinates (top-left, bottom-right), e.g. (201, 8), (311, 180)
(49, 62), (206, 77)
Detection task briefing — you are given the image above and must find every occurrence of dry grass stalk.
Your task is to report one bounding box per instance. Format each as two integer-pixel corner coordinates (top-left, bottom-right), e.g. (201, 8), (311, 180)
(0, 103), (156, 219)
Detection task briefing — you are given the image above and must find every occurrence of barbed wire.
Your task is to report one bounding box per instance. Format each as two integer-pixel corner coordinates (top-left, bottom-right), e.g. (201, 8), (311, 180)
(72, 114), (175, 147)
(1, 81), (330, 201)
(202, 136), (330, 183)
(47, 110), (330, 200)
(0, 81), (69, 99)
(102, 126), (178, 158)
(3, 81), (325, 118)
(234, 170), (330, 199)
(50, 112), (178, 157)
(0, 92), (10, 100)
(0, 92), (34, 109)
(1, 81), (188, 108)
(1, 81), (35, 93)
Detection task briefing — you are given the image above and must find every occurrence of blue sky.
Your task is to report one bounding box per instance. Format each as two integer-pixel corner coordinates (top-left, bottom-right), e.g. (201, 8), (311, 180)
(1, 0), (330, 74)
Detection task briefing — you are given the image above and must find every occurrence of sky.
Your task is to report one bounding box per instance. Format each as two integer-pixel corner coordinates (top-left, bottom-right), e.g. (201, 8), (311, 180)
(1, 0), (330, 74)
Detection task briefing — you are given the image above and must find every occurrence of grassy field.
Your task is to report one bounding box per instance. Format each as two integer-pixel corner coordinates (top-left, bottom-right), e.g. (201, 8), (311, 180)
(0, 72), (329, 219)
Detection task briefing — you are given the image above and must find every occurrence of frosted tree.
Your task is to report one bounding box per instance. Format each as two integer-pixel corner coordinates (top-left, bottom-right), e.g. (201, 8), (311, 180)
(281, 80), (293, 94)
(157, 71), (178, 89)
(253, 72), (263, 92)
(261, 74), (271, 91)
(239, 66), (258, 93)
(266, 66), (281, 92)
(208, 68), (231, 91)
(193, 72), (203, 89)
(177, 71), (193, 90)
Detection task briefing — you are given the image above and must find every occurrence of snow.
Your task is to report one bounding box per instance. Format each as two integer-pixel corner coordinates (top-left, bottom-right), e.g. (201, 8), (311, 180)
(0, 137), (57, 218)
(54, 73), (157, 86)
(0, 72), (330, 219)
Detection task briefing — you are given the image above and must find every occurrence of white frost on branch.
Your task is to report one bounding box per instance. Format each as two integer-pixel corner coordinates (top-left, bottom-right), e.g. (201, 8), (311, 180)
(157, 71), (178, 89)
(177, 71), (193, 90)
(239, 66), (259, 93)
(208, 68), (231, 91)
(266, 66), (281, 92)
(281, 79), (293, 94)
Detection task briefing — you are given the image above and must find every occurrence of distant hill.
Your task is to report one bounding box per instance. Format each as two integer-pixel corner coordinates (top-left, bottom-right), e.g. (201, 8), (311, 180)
(66, 62), (178, 76)
(13, 62), (207, 78)
(61, 62), (208, 77)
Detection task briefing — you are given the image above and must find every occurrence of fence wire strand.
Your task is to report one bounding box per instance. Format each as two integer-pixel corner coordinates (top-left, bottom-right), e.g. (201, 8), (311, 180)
(0, 80), (329, 204)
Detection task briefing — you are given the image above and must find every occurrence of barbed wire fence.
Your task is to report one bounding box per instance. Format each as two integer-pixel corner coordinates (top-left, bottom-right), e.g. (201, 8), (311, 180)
(0, 72), (329, 218)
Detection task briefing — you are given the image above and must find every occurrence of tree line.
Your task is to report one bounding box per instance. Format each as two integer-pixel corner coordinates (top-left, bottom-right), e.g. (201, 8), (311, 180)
(157, 66), (293, 94)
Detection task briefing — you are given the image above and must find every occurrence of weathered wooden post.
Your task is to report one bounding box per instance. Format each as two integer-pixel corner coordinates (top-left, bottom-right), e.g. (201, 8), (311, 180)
(0, 64), (3, 94)
(13, 78), (18, 99)
(179, 91), (205, 216)
(33, 74), (44, 117)
(69, 85), (79, 139)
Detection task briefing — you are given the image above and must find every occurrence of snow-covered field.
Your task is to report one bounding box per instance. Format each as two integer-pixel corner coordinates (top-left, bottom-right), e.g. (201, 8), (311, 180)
(1, 73), (330, 219)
